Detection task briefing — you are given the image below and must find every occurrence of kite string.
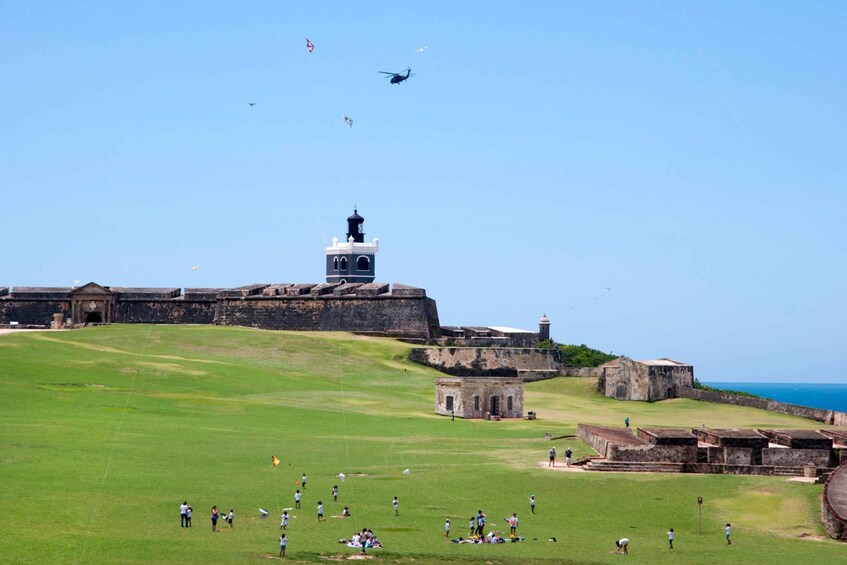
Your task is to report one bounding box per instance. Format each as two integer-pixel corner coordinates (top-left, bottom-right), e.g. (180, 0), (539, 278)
(77, 326), (152, 563)
(567, 287), (612, 311)
(677, 1), (752, 146)
(338, 341), (354, 506)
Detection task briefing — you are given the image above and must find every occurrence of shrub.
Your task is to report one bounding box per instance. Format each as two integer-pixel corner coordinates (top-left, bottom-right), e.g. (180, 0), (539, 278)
(559, 344), (619, 367)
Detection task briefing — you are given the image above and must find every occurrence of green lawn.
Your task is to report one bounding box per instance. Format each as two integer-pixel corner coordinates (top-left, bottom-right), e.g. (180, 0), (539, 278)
(1, 325), (844, 564)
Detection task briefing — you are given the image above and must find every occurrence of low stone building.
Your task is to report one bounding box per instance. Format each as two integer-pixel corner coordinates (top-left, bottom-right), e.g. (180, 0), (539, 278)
(598, 357), (693, 401)
(434, 377), (523, 419)
(579, 425), (840, 476)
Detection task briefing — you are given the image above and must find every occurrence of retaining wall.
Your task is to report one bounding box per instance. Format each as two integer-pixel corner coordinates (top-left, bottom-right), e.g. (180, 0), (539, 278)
(762, 448), (833, 468)
(409, 347), (562, 378)
(607, 444), (698, 463)
(675, 386), (847, 426)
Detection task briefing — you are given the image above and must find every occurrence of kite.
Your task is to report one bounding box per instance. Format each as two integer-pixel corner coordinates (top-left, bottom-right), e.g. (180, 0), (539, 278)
(191, 265), (199, 271)
(402, 468), (410, 475)
(344, 115), (353, 128)
(414, 46), (428, 53)
(248, 102), (256, 107)
(337, 473), (346, 483)
(306, 38), (314, 53)
(259, 508), (269, 519)
(272, 455), (280, 466)
(73, 280), (80, 286)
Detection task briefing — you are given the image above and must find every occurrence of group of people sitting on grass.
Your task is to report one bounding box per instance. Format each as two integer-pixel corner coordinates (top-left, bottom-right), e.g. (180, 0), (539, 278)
(338, 528), (384, 552)
(452, 531), (524, 544)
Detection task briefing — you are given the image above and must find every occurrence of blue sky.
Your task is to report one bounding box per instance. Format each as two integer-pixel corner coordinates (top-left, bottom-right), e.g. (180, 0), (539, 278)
(1, 2), (845, 382)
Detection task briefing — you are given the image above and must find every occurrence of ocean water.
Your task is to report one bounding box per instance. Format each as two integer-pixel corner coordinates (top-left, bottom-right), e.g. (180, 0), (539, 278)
(702, 382), (847, 414)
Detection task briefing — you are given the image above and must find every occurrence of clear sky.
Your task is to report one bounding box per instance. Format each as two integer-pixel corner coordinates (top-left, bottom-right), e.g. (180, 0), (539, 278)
(1, 2), (845, 382)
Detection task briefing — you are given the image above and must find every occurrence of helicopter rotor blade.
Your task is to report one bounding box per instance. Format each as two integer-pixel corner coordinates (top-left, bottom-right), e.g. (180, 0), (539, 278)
(378, 71), (396, 75)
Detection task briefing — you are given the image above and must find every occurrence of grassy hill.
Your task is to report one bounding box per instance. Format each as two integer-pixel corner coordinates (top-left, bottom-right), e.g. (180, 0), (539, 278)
(0, 325), (843, 564)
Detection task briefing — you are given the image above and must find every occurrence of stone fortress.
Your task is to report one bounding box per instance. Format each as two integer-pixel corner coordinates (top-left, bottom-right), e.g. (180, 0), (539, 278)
(3, 208), (847, 538)
(0, 211), (442, 339)
(0, 210), (543, 346)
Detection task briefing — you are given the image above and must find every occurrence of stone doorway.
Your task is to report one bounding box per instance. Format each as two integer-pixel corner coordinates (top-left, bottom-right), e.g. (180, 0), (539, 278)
(85, 312), (103, 324)
(490, 395), (500, 416)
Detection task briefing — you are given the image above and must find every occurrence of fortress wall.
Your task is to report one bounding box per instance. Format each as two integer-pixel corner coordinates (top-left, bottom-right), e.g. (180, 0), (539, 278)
(676, 386), (847, 426)
(0, 299), (71, 325)
(216, 296), (439, 338)
(114, 300), (217, 324)
(762, 448), (833, 468)
(408, 347), (562, 377)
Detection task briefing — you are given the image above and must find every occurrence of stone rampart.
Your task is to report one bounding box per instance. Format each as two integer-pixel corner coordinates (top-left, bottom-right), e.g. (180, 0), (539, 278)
(409, 347), (562, 378)
(0, 282), (441, 338)
(1, 299), (71, 325)
(115, 300), (217, 325)
(216, 295), (439, 338)
(675, 386), (847, 426)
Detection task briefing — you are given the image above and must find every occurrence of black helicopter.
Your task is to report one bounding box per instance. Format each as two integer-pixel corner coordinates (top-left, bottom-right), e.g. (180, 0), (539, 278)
(379, 68), (413, 84)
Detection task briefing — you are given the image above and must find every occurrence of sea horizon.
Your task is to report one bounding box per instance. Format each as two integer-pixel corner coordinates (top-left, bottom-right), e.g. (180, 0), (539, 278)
(702, 382), (847, 414)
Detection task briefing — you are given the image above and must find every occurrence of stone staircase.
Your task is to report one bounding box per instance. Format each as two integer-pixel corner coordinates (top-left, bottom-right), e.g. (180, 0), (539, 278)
(583, 460), (684, 473)
(772, 466), (806, 477)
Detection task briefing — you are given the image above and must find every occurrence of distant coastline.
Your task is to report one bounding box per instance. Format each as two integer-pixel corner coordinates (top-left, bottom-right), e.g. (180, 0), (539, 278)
(703, 382), (847, 414)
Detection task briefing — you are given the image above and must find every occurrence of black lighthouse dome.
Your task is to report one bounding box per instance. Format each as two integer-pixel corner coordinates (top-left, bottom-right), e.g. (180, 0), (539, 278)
(347, 209), (365, 243)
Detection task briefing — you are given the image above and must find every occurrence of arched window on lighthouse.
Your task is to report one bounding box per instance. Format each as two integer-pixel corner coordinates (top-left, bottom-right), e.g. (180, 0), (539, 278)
(356, 256), (369, 271)
(333, 257), (339, 271)
(339, 257), (347, 271)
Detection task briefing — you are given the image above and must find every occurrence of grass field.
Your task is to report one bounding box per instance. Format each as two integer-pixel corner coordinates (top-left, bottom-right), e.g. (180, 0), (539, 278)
(1, 325), (845, 564)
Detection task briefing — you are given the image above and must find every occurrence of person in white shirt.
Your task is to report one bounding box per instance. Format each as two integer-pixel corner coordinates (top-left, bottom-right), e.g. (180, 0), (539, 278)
(180, 501), (188, 527)
(280, 511), (288, 529)
(507, 513), (518, 536)
(615, 538), (629, 554)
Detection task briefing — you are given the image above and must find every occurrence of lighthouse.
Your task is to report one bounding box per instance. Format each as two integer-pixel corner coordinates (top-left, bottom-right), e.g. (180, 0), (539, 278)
(325, 209), (378, 284)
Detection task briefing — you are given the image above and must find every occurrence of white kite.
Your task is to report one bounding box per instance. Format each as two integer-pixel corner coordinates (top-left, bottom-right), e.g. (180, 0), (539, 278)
(414, 46), (428, 53)
(191, 265), (199, 271)
(402, 468), (410, 475)
(259, 508), (269, 519)
(337, 473), (346, 483)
